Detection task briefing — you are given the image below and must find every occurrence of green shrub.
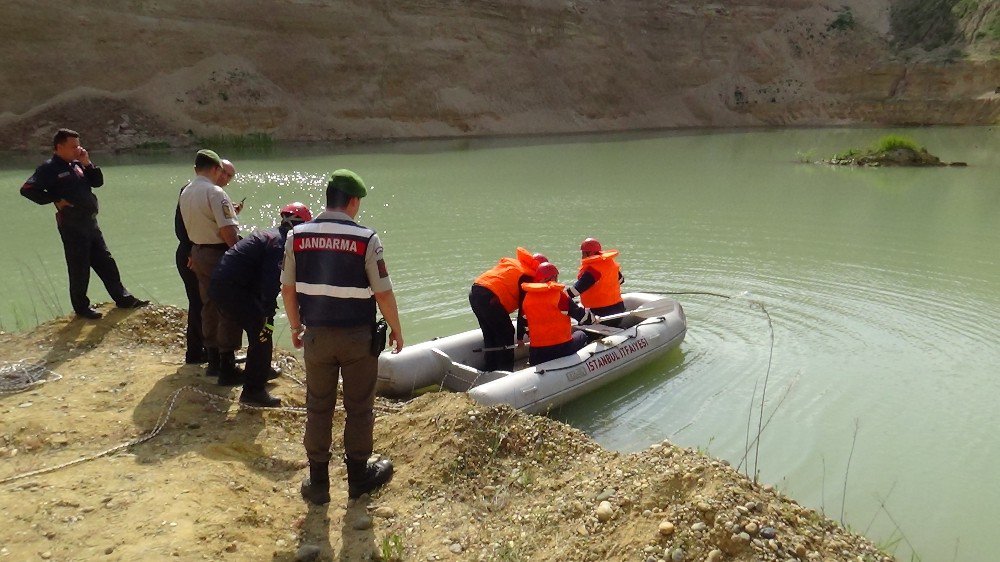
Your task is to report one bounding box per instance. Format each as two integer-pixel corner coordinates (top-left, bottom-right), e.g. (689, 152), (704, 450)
(890, 0), (958, 50)
(871, 134), (921, 153)
(984, 11), (1000, 40)
(834, 148), (862, 160)
(828, 8), (856, 32)
(954, 0), (980, 19)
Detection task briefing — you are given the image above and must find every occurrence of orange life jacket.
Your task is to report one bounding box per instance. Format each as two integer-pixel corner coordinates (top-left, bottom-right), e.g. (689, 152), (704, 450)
(474, 247), (539, 313)
(578, 250), (623, 309)
(521, 281), (572, 348)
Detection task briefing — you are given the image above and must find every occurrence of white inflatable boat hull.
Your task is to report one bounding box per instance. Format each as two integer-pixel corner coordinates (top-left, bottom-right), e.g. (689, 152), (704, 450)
(376, 292), (686, 414)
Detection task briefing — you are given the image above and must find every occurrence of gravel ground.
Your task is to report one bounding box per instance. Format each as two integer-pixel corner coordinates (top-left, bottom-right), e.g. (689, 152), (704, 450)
(0, 305), (893, 561)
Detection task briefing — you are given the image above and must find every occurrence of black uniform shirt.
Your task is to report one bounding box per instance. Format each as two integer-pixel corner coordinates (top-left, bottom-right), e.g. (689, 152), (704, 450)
(174, 182), (193, 251)
(213, 227), (287, 317)
(20, 155), (104, 223)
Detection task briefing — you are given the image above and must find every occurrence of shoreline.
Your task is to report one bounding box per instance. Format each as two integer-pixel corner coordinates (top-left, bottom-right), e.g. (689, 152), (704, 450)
(0, 304), (894, 561)
(0, 122), (993, 163)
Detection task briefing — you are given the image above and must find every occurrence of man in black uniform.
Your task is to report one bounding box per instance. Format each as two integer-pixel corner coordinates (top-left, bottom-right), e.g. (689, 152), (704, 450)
(20, 128), (148, 319)
(209, 202), (312, 407)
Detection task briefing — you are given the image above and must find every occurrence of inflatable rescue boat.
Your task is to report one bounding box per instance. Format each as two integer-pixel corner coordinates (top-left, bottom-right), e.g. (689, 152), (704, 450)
(376, 292), (686, 414)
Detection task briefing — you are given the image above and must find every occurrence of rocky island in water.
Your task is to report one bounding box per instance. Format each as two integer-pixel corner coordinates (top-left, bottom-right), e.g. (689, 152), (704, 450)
(824, 135), (968, 167)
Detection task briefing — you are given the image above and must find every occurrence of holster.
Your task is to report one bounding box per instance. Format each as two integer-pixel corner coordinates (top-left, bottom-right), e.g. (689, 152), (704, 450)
(370, 318), (388, 356)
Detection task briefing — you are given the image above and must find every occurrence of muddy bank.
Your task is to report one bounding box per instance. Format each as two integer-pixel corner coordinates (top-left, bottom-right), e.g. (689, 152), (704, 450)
(0, 305), (892, 561)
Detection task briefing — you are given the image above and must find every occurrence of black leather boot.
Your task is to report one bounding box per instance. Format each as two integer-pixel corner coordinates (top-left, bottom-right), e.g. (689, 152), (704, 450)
(205, 348), (221, 377)
(345, 456), (394, 499)
(240, 387), (281, 408)
(300, 462), (330, 505)
(185, 347), (208, 364)
(217, 350), (244, 386)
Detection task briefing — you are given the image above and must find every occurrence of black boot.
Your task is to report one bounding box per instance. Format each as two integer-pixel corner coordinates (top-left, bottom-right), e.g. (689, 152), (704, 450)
(217, 350), (244, 386)
(300, 462), (330, 505)
(185, 347), (208, 364)
(345, 456), (394, 499)
(205, 348), (221, 377)
(240, 387), (281, 408)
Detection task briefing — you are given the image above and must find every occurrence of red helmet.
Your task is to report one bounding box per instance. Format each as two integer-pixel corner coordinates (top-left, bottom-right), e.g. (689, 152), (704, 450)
(581, 237), (602, 255)
(532, 252), (548, 265)
(534, 262), (559, 282)
(280, 202), (312, 225)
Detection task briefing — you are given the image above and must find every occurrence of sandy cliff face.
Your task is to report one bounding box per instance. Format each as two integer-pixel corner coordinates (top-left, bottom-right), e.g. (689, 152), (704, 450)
(0, 0), (997, 150)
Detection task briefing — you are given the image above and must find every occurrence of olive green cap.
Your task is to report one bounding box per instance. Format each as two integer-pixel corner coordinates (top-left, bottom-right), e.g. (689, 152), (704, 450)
(328, 169), (367, 198)
(196, 149), (222, 167)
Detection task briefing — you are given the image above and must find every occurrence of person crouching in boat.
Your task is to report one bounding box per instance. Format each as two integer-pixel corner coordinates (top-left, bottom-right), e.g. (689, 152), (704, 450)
(469, 247), (545, 371)
(522, 262), (598, 365)
(567, 237), (626, 327)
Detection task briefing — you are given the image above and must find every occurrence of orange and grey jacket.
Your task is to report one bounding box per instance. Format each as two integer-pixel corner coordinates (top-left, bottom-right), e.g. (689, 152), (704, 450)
(473, 247), (539, 313)
(571, 250), (624, 309)
(521, 282), (573, 348)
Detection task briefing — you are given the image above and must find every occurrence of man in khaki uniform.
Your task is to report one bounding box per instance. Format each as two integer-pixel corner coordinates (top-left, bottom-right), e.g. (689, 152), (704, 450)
(178, 149), (243, 383)
(281, 169), (404, 504)
(174, 159), (238, 364)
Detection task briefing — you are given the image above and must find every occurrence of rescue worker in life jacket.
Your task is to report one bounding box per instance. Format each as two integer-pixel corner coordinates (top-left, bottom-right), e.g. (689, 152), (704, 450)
(568, 237), (626, 327)
(521, 262), (599, 365)
(469, 248), (546, 371)
(209, 202), (313, 407)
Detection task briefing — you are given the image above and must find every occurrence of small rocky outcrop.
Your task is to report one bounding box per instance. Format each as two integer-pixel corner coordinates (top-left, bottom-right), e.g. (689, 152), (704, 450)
(826, 146), (967, 167)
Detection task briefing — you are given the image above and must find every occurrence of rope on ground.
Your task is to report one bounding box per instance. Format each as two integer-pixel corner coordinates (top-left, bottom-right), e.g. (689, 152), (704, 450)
(0, 372), (401, 486)
(0, 361), (62, 394)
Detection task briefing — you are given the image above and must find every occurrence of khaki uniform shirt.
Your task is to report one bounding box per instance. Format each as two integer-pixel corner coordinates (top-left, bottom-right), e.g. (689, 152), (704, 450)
(178, 175), (238, 245)
(280, 210), (393, 294)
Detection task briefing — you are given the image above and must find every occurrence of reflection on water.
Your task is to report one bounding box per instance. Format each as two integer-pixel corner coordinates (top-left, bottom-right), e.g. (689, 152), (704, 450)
(2, 127), (998, 560)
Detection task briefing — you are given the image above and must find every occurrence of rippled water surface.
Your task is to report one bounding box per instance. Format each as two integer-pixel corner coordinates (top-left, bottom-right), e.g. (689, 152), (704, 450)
(2, 127), (998, 560)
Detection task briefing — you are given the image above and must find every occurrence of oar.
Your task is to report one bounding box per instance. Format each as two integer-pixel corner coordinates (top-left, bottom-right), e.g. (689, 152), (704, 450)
(595, 298), (675, 324)
(472, 341), (528, 353)
(472, 344), (516, 353)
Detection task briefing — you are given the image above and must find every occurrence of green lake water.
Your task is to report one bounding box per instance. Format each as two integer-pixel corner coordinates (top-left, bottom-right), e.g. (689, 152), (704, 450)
(1, 127), (998, 560)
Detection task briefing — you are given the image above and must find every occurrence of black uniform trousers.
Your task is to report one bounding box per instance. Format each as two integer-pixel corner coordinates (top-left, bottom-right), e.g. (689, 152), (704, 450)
(211, 284), (272, 393)
(57, 218), (131, 314)
(175, 243), (204, 359)
(469, 284), (516, 371)
(528, 331), (589, 365)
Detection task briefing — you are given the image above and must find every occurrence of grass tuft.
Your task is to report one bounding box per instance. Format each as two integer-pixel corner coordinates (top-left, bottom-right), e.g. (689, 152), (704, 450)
(871, 134), (922, 153)
(378, 533), (404, 561)
(134, 141), (171, 150)
(196, 132), (276, 150)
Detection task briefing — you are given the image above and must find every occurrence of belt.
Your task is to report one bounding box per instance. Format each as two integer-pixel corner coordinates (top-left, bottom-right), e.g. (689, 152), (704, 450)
(195, 243), (229, 250)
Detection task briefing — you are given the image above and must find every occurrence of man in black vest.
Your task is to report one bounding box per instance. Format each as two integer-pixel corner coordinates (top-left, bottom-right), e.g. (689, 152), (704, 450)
(281, 169), (404, 504)
(19, 128), (148, 319)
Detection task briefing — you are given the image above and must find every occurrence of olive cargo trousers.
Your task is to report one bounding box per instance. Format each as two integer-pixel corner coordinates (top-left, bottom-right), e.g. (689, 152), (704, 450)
(302, 325), (378, 464)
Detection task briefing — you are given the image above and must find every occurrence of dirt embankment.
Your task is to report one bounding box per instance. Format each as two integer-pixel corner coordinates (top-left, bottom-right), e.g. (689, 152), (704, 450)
(0, 305), (891, 561)
(1, 1), (997, 152)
